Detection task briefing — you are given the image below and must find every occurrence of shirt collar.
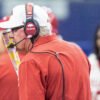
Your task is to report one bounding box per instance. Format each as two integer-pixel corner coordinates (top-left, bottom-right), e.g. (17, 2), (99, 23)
(33, 35), (57, 47)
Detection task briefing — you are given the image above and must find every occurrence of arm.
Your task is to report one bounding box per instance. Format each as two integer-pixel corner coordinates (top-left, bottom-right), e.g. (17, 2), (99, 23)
(19, 60), (45, 100)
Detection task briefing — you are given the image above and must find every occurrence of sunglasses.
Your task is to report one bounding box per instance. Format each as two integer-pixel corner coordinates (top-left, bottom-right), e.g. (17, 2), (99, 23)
(12, 26), (24, 33)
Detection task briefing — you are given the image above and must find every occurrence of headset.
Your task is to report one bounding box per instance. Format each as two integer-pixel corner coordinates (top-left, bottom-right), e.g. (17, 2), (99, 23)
(24, 3), (40, 41)
(8, 3), (40, 48)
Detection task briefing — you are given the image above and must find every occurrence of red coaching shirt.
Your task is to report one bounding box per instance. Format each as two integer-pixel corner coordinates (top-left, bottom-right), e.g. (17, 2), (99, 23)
(19, 35), (91, 100)
(0, 51), (25, 100)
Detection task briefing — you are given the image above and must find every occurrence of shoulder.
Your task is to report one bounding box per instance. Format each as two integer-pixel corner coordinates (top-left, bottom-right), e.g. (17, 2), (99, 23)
(0, 52), (9, 61)
(88, 53), (98, 66)
(21, 52), (34, 63)
(21, 51), (50, 65)
(0, 52), (12, 66)
(59, 40), (82, 50)
(88, 53), (97, 61)
(67, 42), (82, 50)
(65, 41), (85, 56)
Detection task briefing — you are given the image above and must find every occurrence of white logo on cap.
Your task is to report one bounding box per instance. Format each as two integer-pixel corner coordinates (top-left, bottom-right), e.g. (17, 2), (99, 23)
(28, 24), (34, 27)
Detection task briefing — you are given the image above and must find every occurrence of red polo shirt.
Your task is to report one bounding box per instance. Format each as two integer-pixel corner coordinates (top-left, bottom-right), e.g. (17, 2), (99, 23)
(19, 35), (91, 100)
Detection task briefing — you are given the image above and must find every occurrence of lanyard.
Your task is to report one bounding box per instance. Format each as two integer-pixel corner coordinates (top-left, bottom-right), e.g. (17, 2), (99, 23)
(2, 32), (21, 73)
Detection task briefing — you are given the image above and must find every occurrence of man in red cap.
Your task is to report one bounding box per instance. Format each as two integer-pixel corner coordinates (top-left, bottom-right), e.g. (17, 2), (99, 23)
(0, 16), (26, 100)
(0, 3), (91, 100)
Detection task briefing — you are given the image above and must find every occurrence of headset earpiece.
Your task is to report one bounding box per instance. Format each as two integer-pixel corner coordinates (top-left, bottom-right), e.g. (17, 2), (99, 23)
(24, 3), (40, 39)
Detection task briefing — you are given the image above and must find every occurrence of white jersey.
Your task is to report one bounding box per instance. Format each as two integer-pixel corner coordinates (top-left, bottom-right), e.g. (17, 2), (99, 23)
(88, 53), (100, 100)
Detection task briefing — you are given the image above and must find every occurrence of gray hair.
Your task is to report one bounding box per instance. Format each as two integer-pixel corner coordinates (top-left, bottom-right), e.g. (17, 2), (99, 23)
(39, 23), (52, 36)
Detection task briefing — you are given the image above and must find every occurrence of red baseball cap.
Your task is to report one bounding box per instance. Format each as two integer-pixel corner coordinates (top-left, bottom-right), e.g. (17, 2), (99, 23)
(0, 16), (10, 31)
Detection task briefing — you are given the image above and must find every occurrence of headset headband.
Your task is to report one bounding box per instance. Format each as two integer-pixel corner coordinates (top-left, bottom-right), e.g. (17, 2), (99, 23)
(26, 3), (33, 19)
(24, 3), (40, 41)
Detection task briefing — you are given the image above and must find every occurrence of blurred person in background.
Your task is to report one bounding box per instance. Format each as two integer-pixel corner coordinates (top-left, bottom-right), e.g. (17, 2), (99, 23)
(0, 3), (91, 100)
(42, 6), (63, 39)
(88, 25), (100, 100)
(0, 16), (9, 55)
(0, 19), (19, 99)
(0, 30), (6, 55)
(0, 16), (26, 100)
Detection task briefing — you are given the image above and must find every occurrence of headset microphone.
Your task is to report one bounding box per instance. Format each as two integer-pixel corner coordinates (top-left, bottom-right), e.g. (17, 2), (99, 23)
(7, 43), (15, 48)
(7, 37), (26, 48)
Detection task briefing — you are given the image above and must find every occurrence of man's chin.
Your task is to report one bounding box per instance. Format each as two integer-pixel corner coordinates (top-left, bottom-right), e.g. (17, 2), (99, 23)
(16, 47), (25, 52)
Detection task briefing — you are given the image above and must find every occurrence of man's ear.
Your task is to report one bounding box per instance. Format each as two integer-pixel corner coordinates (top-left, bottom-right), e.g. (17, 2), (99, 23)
(0, 32), (6, 54)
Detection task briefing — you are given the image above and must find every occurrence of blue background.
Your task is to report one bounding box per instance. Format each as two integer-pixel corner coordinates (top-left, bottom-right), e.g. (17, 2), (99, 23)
(59, 2), (100, 55)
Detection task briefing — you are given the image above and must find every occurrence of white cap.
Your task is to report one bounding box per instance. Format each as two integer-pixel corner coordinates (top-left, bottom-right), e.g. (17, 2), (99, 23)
(0, 3), (50, 29)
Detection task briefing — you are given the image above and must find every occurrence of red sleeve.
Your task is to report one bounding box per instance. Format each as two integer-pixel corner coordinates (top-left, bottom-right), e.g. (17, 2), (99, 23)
(19, 60), (45, 100)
